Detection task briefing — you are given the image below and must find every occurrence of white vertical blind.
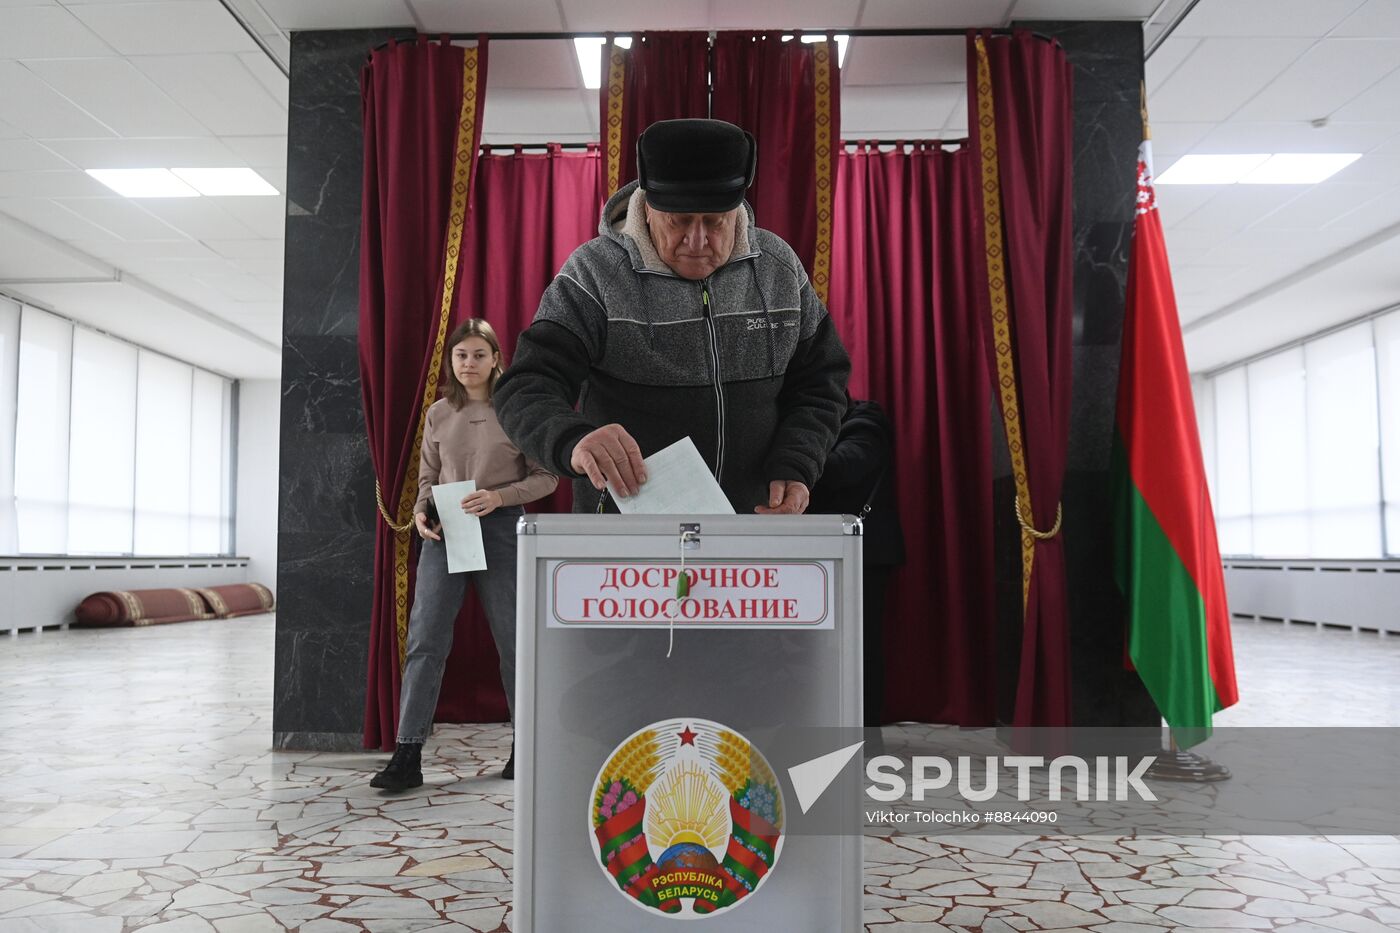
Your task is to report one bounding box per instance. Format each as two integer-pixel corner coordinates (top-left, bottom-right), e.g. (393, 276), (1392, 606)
(1192, 376), (1217, 503)
(1213, 367), (1252, 556)
(1247, 349), (1308, 557)
(134, 351), (194, 555)
(0, 298), (19, 553)
(1377, 310), (1400, 557)
(67, 329), (139, 554)
(1304, 324), (1381, 558)
(14, 308), (72, 554)
(188, 369), (227, 555)
(1, 303), (235, 557)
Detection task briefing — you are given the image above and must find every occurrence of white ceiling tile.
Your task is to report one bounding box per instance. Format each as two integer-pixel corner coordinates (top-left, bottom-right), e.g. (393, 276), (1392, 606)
(132, 198), (258, 239)
(559, 0), (708, 31)
(1248, 182), (1391, 230)
(1171, 186), (1306, 233)
(842, 36), (963, 87)
(0, 116), (20, 138)
(408, 0), (563, 31)
(1321, 153), (1400, 187)
(132, 54), (287, 136)
(1333, 0), (1400, 37)
(0, 61), (116, 138)
(41, 136), (242, 168)
(193, 271), (275, 301)
(0, 197), (113, 240)
(0, 139), (76, 171)
(0, 218), (110, 278)
(840, 84), (962, 137)
(24, 58), (211, 137)
(708, 0), (859, 29)
(1146, 122), (1215, 153)
(1331, 64), (1400, 123)
(479, 89), (594, 138)
(254, 164), (286, 191)
(0, 5), (116, 59)
(213, 195), (285, 238)
(1145, 36), (1198, 91)
(1219, 228), (1362, 257)
(1148, 38), (1314, 123)
(1190, 120), (1398, 155)
(54, 196), (185, 239)
(237, 52), (288, 109)
(1323, 189), (1400, 234)
(487, 40), (582, 90)
(119, 255), (237, 277)
(241, 259), (282, 278)
(1152, 185), (1226, 223)
(68, 236), (215, 263)
(1232, 39), (1400, 122)
(219, 136), (286, 166)
(204, 238), (281, 260)
(1172, 0), (1366, 37)
(0, 169), (112, 197)
(942, 96), (967, 136)
(1009, 0), (1161, 17)
(858, 0), (1012, 27)
(254, 0), (411, 29)
(67, 1), (259, 55)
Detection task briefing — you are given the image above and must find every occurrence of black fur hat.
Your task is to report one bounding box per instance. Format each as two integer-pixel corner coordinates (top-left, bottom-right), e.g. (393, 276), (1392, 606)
(636, 118), (757, 213)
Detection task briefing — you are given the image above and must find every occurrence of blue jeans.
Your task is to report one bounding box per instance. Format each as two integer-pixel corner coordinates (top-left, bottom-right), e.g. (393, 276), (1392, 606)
(396, 507), (521, 744)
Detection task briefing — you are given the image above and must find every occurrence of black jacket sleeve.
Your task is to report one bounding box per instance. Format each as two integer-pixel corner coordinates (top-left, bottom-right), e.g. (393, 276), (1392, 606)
(762, 280), (851, 487)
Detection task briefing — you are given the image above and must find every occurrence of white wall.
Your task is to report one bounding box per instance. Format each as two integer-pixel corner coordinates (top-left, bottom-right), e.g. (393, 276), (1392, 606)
(236, 378), (280, 594)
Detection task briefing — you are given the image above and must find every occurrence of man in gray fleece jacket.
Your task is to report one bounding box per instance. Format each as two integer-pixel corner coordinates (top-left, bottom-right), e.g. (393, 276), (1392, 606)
(495, 119), (850, 515)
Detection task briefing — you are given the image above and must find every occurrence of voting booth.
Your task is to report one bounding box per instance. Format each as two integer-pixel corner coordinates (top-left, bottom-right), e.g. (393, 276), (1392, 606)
(513, 513), (863, 931)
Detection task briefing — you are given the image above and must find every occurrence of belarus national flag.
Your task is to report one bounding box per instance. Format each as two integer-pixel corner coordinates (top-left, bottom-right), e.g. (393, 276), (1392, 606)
(1112, 140), (1239, 746)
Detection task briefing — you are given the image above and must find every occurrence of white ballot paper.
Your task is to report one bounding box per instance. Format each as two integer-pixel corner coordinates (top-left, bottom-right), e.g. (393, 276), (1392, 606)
(611, 436), (735, 515)
(431, 480), (487, 573)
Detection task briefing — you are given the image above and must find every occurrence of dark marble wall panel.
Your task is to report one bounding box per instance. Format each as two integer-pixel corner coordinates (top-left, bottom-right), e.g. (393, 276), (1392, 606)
(995, 22), (1159, 728)
(275, 28), (413, 751)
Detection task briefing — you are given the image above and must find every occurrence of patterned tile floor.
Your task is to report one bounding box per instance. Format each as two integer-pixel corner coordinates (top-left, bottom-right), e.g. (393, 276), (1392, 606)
(1, 617), (1398, 931)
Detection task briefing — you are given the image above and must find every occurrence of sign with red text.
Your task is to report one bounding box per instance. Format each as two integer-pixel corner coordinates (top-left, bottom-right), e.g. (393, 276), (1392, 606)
(546, 560), (834, 629)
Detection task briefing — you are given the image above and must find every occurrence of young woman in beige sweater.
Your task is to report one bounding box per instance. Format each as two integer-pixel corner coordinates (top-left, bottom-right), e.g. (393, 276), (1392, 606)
(372, 319), (557, 791)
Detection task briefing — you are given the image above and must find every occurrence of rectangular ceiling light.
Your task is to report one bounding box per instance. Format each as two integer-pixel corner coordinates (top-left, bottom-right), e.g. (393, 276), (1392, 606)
(1155, 154), (1270, 185)
(576, 36), (632, 90)
(86, 168), (199, 198)
(1238, 153), (1361, 184)
(172, 167), (279, 196)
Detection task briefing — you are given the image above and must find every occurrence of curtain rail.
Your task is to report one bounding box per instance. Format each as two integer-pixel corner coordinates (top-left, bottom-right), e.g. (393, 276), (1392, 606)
(370, 28), (1055, 56)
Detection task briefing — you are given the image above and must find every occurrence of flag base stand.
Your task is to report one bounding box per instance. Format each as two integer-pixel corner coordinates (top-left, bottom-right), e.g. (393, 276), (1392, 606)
(1145, 749), (1231, 783)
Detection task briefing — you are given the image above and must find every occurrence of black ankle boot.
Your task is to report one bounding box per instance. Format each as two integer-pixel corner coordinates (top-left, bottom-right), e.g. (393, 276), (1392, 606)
(371, 742), (423, 791)
(502, 741), (515, 780)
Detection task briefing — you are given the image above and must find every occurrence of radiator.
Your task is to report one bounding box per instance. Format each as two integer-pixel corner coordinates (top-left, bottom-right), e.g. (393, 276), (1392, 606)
(0, 557), (251, 635)
(1223, 560), (1400, 635)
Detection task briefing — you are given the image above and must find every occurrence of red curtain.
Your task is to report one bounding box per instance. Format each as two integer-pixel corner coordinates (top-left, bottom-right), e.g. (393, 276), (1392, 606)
(711, 33), (841, 298)
(828, 143), (996, 724)
(598, 32), (710, 200)
(359, 38), (488, 750)
(430, 146), (602, 722)
(968, 30), (1076, 727)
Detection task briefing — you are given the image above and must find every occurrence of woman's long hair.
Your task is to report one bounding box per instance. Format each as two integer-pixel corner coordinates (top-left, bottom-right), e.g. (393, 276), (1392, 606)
(441, 318), (505, 409)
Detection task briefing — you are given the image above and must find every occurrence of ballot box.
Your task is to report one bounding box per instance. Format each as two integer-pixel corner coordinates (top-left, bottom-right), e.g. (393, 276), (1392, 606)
(513, 514), (863, 931)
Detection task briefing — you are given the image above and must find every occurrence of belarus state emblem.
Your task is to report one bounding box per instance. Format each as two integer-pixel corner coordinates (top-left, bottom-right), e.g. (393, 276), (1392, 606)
(589, 717), (785, 918)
